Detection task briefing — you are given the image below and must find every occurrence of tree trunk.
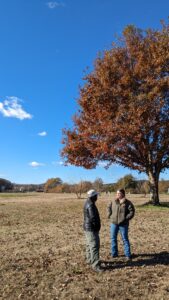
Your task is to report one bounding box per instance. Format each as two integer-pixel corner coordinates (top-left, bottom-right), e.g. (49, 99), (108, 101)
(148, 171), (160, 205)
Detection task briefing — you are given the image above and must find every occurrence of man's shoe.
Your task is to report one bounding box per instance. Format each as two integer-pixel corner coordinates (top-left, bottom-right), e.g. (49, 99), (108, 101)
(125, 257), (132, 262)
(93, 266), (104, 272)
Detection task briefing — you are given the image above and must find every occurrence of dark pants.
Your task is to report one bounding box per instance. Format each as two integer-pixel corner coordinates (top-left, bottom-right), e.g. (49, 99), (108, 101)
(84, 231), (100, 268)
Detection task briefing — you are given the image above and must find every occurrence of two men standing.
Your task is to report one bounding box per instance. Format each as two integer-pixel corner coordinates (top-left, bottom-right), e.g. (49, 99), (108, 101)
(83, 188), (135, 272)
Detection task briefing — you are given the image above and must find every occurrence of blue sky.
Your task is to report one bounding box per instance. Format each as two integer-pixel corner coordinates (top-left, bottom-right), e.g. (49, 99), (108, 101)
(0, 0), (168, 184)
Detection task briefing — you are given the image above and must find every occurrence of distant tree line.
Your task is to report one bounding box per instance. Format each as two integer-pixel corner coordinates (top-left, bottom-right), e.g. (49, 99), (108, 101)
(0, 175), (169, 197)
(0, 178), (13, 192)
(0, 178), (44, 193)
(43, 175), (169, 198)
(44, 177), (104, 198)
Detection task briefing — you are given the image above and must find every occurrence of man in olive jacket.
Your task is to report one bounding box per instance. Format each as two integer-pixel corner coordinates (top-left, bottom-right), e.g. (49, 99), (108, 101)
(83, 189), (103, 272)
(108, 189), (135, 260)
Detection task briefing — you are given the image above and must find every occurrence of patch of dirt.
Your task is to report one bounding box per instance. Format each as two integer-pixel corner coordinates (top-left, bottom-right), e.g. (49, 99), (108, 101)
(0, 193), (169, 299)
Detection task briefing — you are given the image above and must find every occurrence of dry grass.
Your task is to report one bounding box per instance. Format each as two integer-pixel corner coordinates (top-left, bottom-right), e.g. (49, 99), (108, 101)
(0, 192), (169, 300)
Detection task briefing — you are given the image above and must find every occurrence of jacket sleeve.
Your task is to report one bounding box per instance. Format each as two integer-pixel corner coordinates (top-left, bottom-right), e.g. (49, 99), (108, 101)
(87, 203), (97, 227)
(107, 202), (112, 218)
(126, 201), (135, 220)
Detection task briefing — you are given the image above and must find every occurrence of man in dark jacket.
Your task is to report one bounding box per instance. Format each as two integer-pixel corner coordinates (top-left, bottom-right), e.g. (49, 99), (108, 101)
(83, 189), (103, 272)
(108, 189), (135, 261)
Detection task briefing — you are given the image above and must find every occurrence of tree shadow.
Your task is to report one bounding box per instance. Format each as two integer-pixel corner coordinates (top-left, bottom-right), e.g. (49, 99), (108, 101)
(138, 201), (169, 208)
(101, 251), (169, 270)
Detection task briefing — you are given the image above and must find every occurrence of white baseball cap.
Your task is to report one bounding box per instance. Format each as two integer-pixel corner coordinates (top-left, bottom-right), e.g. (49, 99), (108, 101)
(87, 189), (98, 198)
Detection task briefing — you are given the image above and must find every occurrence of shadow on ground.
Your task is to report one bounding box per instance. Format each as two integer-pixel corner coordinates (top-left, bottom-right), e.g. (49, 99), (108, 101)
(101, 251), (169, 270)
(137, 201), (169, 208)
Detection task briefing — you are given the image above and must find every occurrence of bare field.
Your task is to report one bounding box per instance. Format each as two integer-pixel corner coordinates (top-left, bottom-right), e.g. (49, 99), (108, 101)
(0, 193), (169, 300)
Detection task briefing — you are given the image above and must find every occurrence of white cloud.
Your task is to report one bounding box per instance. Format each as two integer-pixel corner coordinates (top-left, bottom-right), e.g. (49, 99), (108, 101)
(52, 161), (64, 166)
(0, 96), (33, 120)
(29, 161), (45, 168)
(38, 131), (47, 136)
(46, 1), (65, 9)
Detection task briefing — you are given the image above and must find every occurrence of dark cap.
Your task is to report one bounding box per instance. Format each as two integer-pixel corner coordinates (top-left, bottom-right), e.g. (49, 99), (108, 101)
(117, 189), (125, 196)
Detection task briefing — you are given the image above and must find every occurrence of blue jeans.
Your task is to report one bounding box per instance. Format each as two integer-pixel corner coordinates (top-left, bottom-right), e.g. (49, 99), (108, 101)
(110, 223), (131, 258)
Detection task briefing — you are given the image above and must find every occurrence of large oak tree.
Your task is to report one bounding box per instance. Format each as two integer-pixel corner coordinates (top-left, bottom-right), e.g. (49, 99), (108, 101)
(62, 21), (169, 205)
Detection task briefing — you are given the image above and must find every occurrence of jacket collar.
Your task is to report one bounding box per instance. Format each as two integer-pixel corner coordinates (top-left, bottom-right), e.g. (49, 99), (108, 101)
(119, 197), (126, 204)
(115, 198), (126, 204)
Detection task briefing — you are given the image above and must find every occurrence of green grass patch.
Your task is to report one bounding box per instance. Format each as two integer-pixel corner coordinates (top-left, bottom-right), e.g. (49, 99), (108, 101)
(136, 201), (169, 210)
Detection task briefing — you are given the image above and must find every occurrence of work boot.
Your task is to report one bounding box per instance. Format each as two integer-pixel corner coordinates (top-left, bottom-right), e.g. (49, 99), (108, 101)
(93, 265), (104, 272)
(125, 257), (132, 262)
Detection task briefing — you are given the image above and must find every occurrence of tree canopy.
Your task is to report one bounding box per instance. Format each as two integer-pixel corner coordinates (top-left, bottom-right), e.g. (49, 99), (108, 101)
(115, 174), (136, 191)
(44, 178), (63, 192)
(62, 21), (169, 204)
